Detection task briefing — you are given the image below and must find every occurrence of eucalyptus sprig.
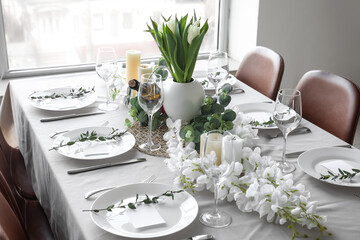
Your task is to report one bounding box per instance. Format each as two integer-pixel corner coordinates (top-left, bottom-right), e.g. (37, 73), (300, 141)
(180, 88), (236, 150)
(320, 168), (360, 181)
(49, 128), (127, 151)
(250, 117), (275, 128)
(30, 86), (95, 100)
(83, 190), (184, 213)
(125, 96), (166, 131)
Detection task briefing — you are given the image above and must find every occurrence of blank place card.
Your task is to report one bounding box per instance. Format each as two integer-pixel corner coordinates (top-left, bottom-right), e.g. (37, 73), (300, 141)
(321, 160), (354, 174)
(125, 205), (166, 229)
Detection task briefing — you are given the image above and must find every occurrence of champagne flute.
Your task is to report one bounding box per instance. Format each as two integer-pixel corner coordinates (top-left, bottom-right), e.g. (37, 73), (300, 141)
(96, 47), (118, 111)
(137, 73), (164, 151)
(207, 51), (229, 97)
(199, 130), (236, 228)
(273, 89), (302, 173)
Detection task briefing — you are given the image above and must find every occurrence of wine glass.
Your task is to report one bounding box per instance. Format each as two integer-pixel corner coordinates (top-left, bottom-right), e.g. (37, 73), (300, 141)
(96, 47), (118, 111)
(273, 89), (302, 173)
(199, 130), (236, 228)
(137, 73), (164, 151)
(207, 51), (229, 97)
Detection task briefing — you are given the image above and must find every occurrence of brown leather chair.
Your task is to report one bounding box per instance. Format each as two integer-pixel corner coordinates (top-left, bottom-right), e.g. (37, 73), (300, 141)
(0, 127), (36, 200)
(0, 190), (27, 240)
(0, 149), (54, 239)
(295, 70), (360, 144)
(235, 46), (284, 100)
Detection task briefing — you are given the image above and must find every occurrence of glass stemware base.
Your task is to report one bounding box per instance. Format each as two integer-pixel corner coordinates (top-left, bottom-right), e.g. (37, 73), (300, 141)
(200, 209), (232, 228)
(98, 103), (118, 111)
(139, 142), (161, 151)
(276, 161), (296, 173)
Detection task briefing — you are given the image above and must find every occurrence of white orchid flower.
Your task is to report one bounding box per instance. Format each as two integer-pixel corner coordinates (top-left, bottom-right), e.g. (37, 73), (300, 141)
(187, 20), (201, 44)
(163, 102), (328, 233)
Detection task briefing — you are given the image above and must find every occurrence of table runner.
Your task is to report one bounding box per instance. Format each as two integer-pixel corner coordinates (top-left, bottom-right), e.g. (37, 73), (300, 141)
(2, 71), (360, 240)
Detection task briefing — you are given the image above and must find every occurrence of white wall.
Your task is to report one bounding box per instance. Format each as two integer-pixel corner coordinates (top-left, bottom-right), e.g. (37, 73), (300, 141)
(256, 0), (360, 89)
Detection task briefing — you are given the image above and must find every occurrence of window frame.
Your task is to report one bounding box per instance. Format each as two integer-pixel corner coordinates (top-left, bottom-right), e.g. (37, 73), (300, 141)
(0, 0), (229, 79)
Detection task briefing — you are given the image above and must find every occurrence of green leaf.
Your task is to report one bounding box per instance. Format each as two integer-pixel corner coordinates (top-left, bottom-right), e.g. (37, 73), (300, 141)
(137, 111), (148, 125)
(201, 104), (212, 115)
(211, 103), (225, 114)
(128, 203), (136, 209)
(219, 93), (231, 107)
(220, 83), (233, 93)
(125, 118), (133, 128)
(222, 109), (236, 121)
(204, 96), (214, 105)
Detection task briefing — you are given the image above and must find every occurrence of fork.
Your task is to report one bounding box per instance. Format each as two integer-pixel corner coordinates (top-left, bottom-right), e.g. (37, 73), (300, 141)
(84, 175), (157, 199)
(49, 120), (109, 138)
(265, 126), (311, 139)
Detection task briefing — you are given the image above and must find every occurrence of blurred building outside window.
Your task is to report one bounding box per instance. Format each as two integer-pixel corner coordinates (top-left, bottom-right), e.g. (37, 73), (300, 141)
(0, 0), (219, 74)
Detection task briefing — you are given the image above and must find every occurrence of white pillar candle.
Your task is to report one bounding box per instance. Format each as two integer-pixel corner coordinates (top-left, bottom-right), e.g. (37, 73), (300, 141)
(138, 64), (153, 83)
(221, 135), (243, 164)
(126, 50), (141, 83)
(200, 132), (223, 166)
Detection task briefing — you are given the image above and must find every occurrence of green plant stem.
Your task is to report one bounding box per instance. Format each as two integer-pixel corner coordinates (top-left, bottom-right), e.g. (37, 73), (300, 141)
(320, 168), (360, 181)
(83, 190), (184, 212)
(49, 129), (127, 151)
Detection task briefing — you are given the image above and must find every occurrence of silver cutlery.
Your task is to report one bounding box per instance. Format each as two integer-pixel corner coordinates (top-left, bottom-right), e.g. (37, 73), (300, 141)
(265, 126), (311, 139)
(84, 174), (157, 199)
(285, 144), (352, 158)
(67, 158), (146, 175)
(49, 121), (109, 138)
(40, 111), (105, 122)
(231, 88), (245, 94)
(180, 234), (215, 240)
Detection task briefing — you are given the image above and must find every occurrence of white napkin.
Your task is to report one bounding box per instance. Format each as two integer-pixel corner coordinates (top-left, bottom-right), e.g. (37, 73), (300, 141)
(125, 205), (166, 229)
(321, 160), (354, 174)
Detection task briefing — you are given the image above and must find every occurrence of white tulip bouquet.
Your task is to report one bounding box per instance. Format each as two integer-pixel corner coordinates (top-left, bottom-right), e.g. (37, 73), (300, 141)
(146, 13), (208, 83)
(163, 108), (331, 240)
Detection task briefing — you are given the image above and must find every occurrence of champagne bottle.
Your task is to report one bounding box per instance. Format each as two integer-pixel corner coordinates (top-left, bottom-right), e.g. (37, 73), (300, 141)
(125, 79), (139, 107)
(128, 79), (140, 91)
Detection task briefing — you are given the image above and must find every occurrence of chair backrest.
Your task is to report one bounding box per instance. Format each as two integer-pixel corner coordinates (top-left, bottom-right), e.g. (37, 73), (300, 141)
(235, 46), (284, 100)
(0, 170), (23, 221)
(0, 172), (27, 240)
(295, 70), (360, 144)
(0, 192), (27, 240)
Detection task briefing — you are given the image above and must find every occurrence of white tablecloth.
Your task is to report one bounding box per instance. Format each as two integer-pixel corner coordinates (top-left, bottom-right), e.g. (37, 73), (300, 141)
(2, 71), (360, 240)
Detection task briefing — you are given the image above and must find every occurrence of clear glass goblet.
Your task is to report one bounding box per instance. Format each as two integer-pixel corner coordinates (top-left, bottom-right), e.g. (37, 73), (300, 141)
(96, 47), (119, 111)
(273, 89), (302, 173)
(137, 73), (163, 151)
(207, 51), (229, 97)
(199, 130), (236, 228)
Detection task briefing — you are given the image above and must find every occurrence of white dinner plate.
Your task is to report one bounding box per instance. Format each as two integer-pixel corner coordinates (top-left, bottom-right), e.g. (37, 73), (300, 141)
(298, 147), (360, 187)
(235, 102), (277, 129)
(90, 183), (198, 238)
(29, 87), (97, 111)
(53, 127), (135, 160)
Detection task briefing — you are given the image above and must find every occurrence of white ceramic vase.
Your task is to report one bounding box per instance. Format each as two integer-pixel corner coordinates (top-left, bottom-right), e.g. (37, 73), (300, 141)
(163, 79), (205, 123)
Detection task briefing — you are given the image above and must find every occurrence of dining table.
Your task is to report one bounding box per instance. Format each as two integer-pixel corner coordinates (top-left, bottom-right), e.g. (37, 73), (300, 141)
(1, 70), (360, 240)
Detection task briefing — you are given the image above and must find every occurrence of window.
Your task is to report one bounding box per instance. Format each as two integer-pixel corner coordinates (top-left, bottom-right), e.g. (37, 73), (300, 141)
(0, 0), (222, 78)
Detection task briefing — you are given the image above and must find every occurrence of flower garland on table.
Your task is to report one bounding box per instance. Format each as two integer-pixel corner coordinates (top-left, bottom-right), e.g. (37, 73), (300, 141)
(163, 107), (331, 240)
